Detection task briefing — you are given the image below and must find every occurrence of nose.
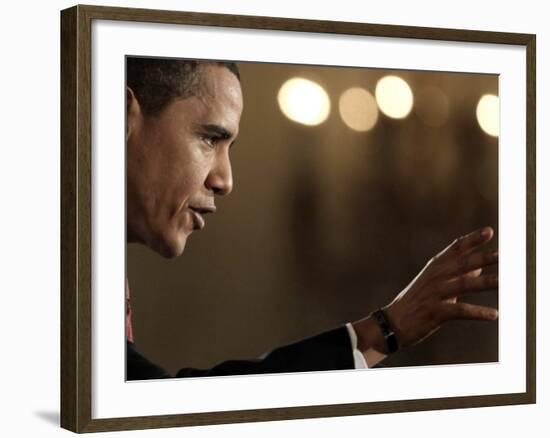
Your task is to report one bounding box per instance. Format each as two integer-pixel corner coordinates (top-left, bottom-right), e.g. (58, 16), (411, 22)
(205, 150), (233, 196)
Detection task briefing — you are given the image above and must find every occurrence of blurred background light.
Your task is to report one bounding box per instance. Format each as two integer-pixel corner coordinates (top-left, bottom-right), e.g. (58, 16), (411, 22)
(414, 86), (450, 127)
(476, 94), (499, 137)
(277, 77), (330, 126)
(375, 75), (414, 119)
(338, 87), (379, 132)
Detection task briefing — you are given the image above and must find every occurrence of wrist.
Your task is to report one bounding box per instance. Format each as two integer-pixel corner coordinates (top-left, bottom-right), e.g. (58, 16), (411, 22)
(382, 303), (406, 348)
(372, 308), (399, 354)
(352, 314), (391, 356)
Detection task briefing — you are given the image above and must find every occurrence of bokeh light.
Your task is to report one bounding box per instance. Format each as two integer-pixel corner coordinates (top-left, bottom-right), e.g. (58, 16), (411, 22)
(415, 86), (450, 127)
(338, 87), (379, 132)
(277, 77), (331, 126)
(476, 94), (499, 137)
(375, 75), (414, 119)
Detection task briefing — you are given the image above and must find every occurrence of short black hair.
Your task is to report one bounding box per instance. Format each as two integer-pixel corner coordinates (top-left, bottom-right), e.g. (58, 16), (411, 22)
(126, 57), (240, 116)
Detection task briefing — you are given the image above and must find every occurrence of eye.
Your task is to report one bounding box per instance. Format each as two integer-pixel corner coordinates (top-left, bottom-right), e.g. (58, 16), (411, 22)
(200, 134), (221, 148)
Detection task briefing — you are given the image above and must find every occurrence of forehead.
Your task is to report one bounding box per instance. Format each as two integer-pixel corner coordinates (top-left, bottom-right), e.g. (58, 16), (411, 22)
(200, 65), (242, 103)
(194, 65), (243, 124)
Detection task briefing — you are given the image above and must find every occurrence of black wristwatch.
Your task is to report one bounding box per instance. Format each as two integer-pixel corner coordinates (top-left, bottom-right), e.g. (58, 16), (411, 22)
(372, 309), (399, 354)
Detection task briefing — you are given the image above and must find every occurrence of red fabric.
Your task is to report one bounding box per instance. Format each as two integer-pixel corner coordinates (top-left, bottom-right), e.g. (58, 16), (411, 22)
(126, 278), (134, 342)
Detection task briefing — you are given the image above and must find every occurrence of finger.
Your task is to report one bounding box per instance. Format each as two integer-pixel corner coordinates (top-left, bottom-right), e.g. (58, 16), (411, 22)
(437, 274), (498, 300)
(444, 248), (498, 278)
(433, 226), (494, 262)
(449, 268), (482, 281)
(440, 302), (499, 321)
(444, 268), (484, 303)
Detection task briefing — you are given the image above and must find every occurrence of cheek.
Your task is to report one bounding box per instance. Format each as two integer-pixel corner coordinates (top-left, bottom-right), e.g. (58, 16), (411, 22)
(176, 167), (201, 199)
(135, 126), (210, 215)
(169, 153), (210, 207)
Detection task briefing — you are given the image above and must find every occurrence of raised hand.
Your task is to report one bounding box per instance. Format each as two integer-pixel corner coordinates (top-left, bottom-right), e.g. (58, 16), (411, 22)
(383, 226), (498, 349)
(352, 226), (499, 365)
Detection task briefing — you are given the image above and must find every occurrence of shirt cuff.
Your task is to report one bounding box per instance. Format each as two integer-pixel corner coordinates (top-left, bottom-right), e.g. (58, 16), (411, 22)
(345, 322), (369, 369)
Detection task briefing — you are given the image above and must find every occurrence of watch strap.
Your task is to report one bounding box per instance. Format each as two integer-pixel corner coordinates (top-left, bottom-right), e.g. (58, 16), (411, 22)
(372, 309), (399, 354)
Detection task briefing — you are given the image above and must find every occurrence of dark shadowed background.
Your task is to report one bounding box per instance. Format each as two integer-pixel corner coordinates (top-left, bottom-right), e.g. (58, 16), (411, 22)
(127, 61), (498, 376)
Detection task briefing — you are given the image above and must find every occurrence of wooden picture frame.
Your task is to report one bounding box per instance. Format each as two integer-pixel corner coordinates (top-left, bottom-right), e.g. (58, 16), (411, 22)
(61, 4), (536, 433)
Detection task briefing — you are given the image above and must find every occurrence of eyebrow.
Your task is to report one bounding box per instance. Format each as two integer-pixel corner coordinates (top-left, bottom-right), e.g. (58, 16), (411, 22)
(201, 124), (233, 140)
(201, 124), (238, 148)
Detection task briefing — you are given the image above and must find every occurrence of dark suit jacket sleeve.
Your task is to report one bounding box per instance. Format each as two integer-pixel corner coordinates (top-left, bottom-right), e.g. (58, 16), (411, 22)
(127, 339), (172, 380)
(127, 325), (354, 380)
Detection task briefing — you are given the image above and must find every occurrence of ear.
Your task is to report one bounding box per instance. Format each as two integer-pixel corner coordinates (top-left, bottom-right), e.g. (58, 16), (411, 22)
(126, 86), (142, 140)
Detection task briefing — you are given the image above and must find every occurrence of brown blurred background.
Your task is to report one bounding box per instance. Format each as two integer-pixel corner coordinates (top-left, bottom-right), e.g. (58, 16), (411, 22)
(127, 61), (499, 376)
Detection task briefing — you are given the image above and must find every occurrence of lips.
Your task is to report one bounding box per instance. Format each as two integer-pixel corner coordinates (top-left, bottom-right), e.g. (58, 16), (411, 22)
(188, 205), (216, 230)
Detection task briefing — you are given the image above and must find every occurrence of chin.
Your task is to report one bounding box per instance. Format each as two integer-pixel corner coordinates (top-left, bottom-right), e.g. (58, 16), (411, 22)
(149, 229), (189, 259)
(163, 237), (188, 258)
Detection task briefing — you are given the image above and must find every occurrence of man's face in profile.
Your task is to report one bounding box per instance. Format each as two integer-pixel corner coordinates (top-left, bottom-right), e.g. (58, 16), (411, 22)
(126, 64), (243, 258)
